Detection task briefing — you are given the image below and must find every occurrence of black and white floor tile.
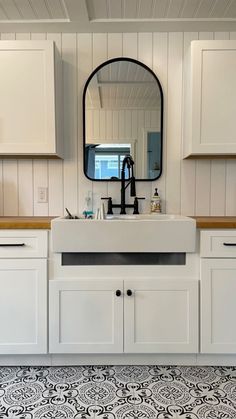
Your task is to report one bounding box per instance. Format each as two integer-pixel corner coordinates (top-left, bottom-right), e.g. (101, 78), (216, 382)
(0, 365), (236, 418)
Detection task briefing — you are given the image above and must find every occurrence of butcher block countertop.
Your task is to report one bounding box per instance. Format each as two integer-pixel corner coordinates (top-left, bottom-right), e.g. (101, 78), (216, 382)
(0, 216), (55, 229)
(191, 216), (236, 229)
(0, 216), (236, 229)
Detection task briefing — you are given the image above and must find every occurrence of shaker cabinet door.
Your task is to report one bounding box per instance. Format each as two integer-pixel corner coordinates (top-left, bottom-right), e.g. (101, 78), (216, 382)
(124, 279), (198, 353)
(49, 279), (123, 353)
(201, 258), (236, 353)
(0, 259), (47, 354)
(0, 41), (62, 157)
(184, 40), (236, 157)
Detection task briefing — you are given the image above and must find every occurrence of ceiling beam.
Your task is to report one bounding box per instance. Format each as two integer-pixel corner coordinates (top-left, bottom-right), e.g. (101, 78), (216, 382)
(63, 0), (89, 23)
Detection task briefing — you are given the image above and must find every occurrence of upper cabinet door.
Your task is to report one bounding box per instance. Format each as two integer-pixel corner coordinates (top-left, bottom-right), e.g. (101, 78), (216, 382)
(0, 41), (62, 158)
(183, 41), (236, 158)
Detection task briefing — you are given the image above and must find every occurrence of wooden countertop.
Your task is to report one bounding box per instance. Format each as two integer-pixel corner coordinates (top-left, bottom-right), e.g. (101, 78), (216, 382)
(0, 216), (56, 229)
(192, 216), (236, 229)
(0, 216), (236, 229)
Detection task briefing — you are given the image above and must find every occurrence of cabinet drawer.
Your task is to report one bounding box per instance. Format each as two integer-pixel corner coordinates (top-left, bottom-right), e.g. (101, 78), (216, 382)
(200, 230), (236, 257)
(0, 230), (47, 258)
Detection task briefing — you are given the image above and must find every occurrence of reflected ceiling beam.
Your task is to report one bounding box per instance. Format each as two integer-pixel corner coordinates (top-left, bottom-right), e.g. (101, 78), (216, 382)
(87, 74), (102, 109)
(97, 81), (156, 87)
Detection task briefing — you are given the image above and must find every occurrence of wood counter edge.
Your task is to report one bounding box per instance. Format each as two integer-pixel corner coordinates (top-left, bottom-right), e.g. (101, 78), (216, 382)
(0, 217), (57, 229)
(191, 216), (236, 229)
(0, 216), (236, 229)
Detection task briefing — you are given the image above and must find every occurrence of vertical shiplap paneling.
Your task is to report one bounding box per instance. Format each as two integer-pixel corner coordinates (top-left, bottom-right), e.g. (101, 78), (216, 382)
(107, 33), (123, 202)
(112, 110), (119, 140)
(16, 33), (34, 216)
(62, 33), (78, 215)
(47, 33), (64, 216)
(77, 33), (93, 214)
(195, 160), (211, 215)
(225, 31), (236, 215)
(152, 32), (168, 213)
(137, 33), (152, 213)
(123, 33), (138, 59)
(100, 110), (106, 140)
(180, 32), (198, 216)
(131, 110), (139, 175)
(1, 31), (236, 217)
(93, 109), (100, 140)
(18, 160), (33, 215)
(1, 33), (18, 216)
(195, 32), (214, 216)
(108, 33), (123, 59)
(210, 160), (226, 215)
(31, 33), (49, 216)
(118, 110), (125, 140)
(209, 32), (230, 216)
(3, 160), (18, 216)
(106, 110), (112, 140)
(165, 32), (183, 214)
(225, 160), (236, 215)
(91, 33), (108, 212)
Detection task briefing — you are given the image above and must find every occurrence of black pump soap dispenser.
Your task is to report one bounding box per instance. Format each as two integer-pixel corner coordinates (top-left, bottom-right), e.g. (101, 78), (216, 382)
(150, 188), (161, 213)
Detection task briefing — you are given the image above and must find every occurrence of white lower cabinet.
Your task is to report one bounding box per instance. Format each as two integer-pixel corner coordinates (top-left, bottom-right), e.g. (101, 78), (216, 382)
(200, 230), (236, 354)
(124, 279), (198, 353)
(201, 258), (236, 353)
(49, 279), (123, 353)
(0, 259), (47, 354)
(49, 278), (198, 354)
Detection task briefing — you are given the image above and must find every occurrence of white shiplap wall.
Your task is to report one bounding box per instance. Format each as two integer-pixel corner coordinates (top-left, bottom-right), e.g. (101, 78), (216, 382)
(1, 31), (236, 217)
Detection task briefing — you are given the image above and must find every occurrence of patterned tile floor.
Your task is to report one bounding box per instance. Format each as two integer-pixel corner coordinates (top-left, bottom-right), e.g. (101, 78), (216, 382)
(0, 366), (236, 418)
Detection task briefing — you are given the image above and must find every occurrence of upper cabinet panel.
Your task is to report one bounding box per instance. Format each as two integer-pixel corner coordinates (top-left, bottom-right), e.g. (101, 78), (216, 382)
(183, 40), (236, 158)
(0, 40), (62, 158)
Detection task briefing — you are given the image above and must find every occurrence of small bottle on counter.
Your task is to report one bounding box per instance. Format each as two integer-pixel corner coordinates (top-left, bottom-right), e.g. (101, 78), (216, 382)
(150, 188), (161, 213)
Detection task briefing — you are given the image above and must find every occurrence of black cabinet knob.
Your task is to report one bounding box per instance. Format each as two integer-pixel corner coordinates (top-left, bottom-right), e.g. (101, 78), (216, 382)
(116, 290), (121, 297)
(127, 289), (132, 296)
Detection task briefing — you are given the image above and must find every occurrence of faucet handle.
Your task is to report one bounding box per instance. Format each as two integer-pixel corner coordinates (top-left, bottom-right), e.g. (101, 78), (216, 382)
(101, 197), (113, 215)
(133, 197), (145, 215)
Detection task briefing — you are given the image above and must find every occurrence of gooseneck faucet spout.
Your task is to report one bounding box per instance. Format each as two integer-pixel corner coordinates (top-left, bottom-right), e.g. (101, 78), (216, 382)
(101, 155), (145, 215)
(120, 155), (136, 214)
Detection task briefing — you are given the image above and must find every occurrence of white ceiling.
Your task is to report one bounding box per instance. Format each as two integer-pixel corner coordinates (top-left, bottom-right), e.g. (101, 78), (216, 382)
(0, 0), (236, 32)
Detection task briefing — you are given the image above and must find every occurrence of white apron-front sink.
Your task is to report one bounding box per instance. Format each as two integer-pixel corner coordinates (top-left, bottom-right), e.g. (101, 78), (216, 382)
(51, 214), (196, 253)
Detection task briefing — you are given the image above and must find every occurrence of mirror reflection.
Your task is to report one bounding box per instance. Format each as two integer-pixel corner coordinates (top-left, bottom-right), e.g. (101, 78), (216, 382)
(83, 58), (163, 181)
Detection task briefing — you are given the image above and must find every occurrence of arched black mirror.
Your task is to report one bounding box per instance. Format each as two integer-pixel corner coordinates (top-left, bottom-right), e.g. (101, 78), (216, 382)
(83, 57), (163, 181)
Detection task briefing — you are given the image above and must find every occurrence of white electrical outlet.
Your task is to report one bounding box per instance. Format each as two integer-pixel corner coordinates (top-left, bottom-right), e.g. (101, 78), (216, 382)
(37, 187), (48, 203)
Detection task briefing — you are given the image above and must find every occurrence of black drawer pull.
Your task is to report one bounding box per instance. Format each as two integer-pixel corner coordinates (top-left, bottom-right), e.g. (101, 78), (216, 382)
(115, 290), (121, 297)
(127, 289), (133, 296)
(0, 243), (25, 247)
(223, 243), (236, 246)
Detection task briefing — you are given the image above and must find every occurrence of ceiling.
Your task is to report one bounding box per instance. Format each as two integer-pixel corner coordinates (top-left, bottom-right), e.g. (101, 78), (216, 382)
(0, 0), (236, 32)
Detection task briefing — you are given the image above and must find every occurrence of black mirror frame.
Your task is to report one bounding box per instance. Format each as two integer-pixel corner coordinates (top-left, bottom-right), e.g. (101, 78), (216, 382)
(83, 57), (164, 182)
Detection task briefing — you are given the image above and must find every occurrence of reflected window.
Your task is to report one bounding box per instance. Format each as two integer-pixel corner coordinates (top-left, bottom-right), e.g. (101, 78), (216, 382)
(86, 144), (130, 180)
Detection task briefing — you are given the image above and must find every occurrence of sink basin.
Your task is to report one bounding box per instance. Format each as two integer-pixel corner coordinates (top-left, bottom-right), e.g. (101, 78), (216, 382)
(51, 214), (196, 253)
(106, 214), (178, 220)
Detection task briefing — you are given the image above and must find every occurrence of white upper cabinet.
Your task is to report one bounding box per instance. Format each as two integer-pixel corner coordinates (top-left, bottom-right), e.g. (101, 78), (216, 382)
(183, 40), (236, 158)
(0, 41), (62, 158)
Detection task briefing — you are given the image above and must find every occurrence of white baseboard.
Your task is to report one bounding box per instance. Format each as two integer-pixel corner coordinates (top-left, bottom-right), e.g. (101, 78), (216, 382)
(0, 353), (236, 366)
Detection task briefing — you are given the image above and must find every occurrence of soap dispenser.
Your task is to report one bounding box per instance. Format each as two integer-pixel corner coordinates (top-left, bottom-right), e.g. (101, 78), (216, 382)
(150, 188), (161, 213)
